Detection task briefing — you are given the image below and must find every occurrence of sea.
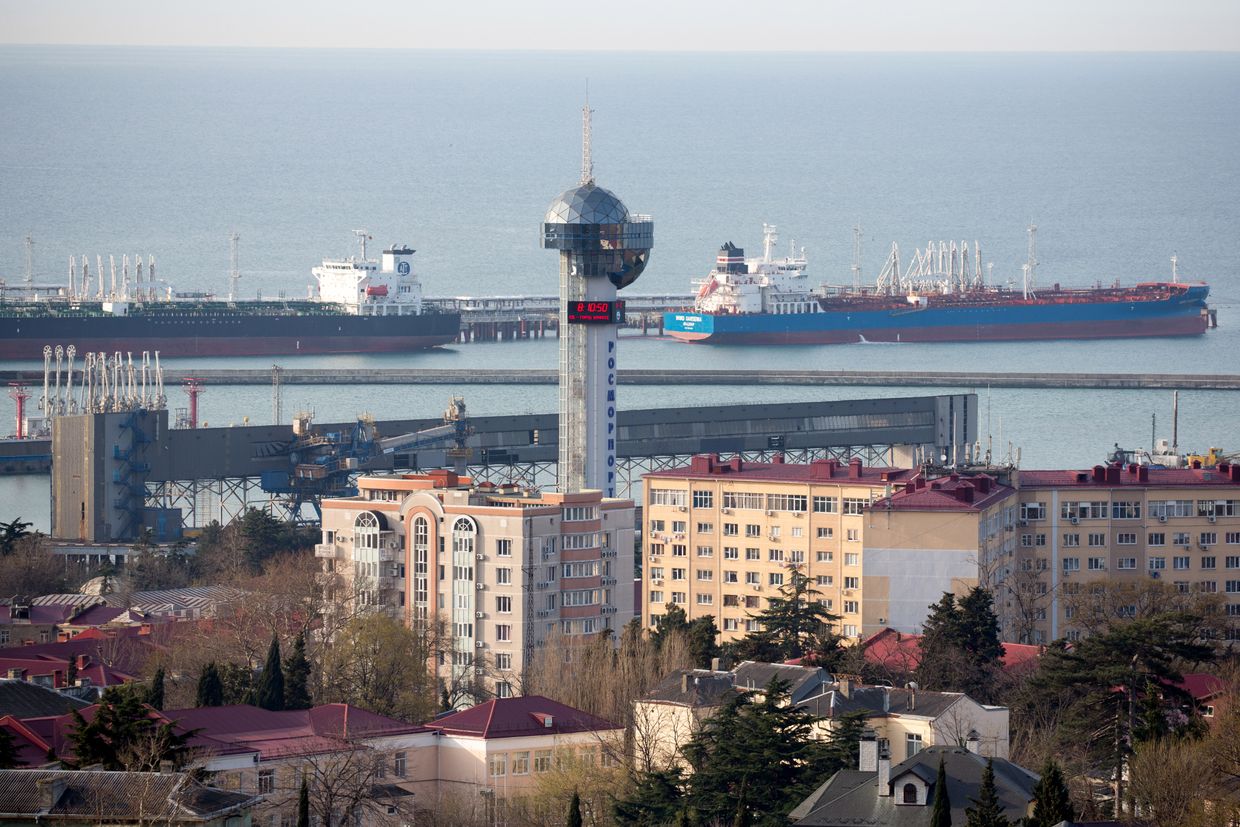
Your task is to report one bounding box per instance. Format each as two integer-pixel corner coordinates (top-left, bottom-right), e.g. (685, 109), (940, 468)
(1, 47), (1238, 531)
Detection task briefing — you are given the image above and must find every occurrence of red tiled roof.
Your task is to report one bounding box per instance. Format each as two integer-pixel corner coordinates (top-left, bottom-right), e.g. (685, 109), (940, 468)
(62, 605), (131, 627)
(861, 627), (1043, 674)
(644, 455), (912, 486)
(1174, 673), (1227, 701)
(1020, 465), (1240, 488)
(0, 715), (53, 767)
(873, 473), (1014, 512)
(427, 695), (620, 740)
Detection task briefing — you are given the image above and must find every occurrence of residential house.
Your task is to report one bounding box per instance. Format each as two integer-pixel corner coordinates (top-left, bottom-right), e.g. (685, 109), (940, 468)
(789, 735), (1038, 826)
(860, 626), (1044, 684)
(0, 769), (259, 826)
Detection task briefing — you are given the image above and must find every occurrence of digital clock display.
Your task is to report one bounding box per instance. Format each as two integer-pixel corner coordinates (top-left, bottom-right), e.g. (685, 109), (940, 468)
(566, 300), (625, 324)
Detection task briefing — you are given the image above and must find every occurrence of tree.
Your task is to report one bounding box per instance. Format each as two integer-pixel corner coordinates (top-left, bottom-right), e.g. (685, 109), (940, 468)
(964, 759), (1009, 827)
(147, 665), (166, 710)
(0, 535), (68, 597)
(1026, 757), (1073, 827)
(0, 517), (32, 555)
(66, 687), (190, 771)
(317, 613), (438, 723)
(284, 631), (313, 710)
(614, 768), (685, 826)
(917, 588), (1004, 702)
(255, 636), (285, 711)
(296, 777), (310, 827)
(0, 725), (18, 769)
(687, 615), (721, 668)
(729, 566), (842, 663)
(196, 662), (224, 707)
(929, 756), (951, 827)
(219, 662), (255, 705)
(566, 790), (583, 827)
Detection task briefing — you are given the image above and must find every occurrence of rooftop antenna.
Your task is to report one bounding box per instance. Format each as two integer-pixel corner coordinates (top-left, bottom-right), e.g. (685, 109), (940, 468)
(24, 235), (34, 289)
(851, 223), (862, 291)
(581, 86), (594, 186)
(228, 232), (241, 303)
(1170, 254), (1179, 284)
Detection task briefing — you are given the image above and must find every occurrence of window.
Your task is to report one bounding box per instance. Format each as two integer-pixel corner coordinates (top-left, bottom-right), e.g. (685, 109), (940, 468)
(562, 561), (597, 578)
(1151, 499), (1194, 519)
(1228, 556), (1240, 569)
(768, 549), (784, 562)
(509, 751), (530, 775)
(1062, 557), (1080, 572)
(769, 572), (784, 586)
(1087, 532), (1106, 547)
(394, 752), (407, 777)
(1062, 534), (1080, 548)
(650, 566), (665, 581)
(903, 783), (918, 804)
(723, 523), (739, 536)
(496, 624), (512, 641)
(746, 547), (761, 560)
(1149, 532), (1166, 546)
(696, 569), (714, 581)
(1088, 557), (1106, 571)
(1226, 580), (1240, 594)
(496, 595), (512, 614)
(374, 754), (387, 778)
(813, 496), (838, 513)
(672, 592), (687, 604)
(1112, 501), (1142, 519)
(696, 593), (714, 605)
(1203, 556), (1217, 570)
(843, 600), (859, 614)
(1117, 533), (1137, 545)
(649, 488), (687, 507)
(1199, 500), (1239, 517)
(1201, 532), (1218, 546)
(745, 524), (761, 538)
(723, 618), (739, 631)
(724, 546), (739, 559)
(723, 492), (764, 510)
(791, 526), (803, 538)
(563, 506), (596, 522)
(496, 653), (512, 670)
(534, 750), (552, 772)
(816, 575), (834, 586)
(842, 498), (867, 515)
(696, 522), (714, 533)
(906, 733), (923, 758)
(723, 571), (738, 583)
(257, 770), (274, 795)
(816, 527), (834, 539)
(816, 550), (833, 562)
(1020, 534), (1034, 548)
(767, 494), (807, 512)
(671, 568), (686, 581)
(696, 545), (713, 557)
(844, 576), (859, 589)
(1035, 534), (1047, 547)
(844, 553), (860, 566)
(489, 754), (506, 777)
(1174, 556), (1192, 570)
(693, 490), (714, 509)
(790, 550), (805, 564)
(1021, 502), (1046, 521)
(649, 543), (665, 557)
(768, 525), (780, 538)
(672, 521), (687, 533)
(650, 590), (664, 604)
(846, 529), (859, 542)
(496, 567), (512, 585)
(1228, 532), (1240, 545)
(843, 623), (858, 637)
(496, 538), (512, 557)
(1174, 532), (1192, 545)
(745, 572), (760, 585)
(1149, 557), (1166, 570)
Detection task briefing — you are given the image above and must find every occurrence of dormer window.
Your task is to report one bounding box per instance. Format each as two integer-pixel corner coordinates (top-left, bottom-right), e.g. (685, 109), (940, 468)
(902, 783), (917, 804)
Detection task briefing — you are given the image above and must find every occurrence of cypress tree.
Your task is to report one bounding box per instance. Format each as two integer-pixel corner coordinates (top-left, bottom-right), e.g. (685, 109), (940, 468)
(147, 665), (166, 710)
(256, 636), (285, 711)
(1027, 758), (1074, 827)
(566, 790), (583, 827)
(196, 662), (224, 707)
(283, 632), (313, 710)
(65, 656), (78, 687)
(929, 756), (952, 827)
(296, 777), (310, 827)
(964, 759), (1010, 827)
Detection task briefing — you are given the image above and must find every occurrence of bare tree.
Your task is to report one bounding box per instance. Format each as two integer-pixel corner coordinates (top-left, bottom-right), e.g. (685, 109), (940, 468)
(1061, 579), (1226, 639)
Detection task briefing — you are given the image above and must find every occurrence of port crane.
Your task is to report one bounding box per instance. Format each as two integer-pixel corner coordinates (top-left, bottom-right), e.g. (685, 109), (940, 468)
(257, 397), (473, 521)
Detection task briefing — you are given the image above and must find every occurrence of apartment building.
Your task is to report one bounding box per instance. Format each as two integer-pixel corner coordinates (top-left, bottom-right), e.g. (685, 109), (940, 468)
(318, 471), (635, 700)
(640, 454), (1013, 640)
(999, 461), (1240, 643)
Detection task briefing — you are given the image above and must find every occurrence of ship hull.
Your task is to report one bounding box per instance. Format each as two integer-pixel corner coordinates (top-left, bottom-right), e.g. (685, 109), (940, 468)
(665, 285), (1211, 345)
(0, 309), (461, 359)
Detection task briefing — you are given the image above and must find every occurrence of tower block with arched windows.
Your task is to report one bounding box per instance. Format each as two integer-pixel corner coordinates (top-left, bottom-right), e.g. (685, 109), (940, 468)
(317, 470), (636, 707)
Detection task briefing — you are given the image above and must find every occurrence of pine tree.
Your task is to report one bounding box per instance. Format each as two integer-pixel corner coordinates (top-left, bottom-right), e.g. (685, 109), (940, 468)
(66, 687), (189, 771)
(964, 759), (1009, 827)
(732, 776), (751, 827)
(296, 777), (310, 827)
(255, 636), (285, 711)
(918, 588), (1004, 701)
(147, 665), (166, 710)
(614, 768), (685, 826)
(0, 725), (19, 769)
(929, 756), (952, 827)
(1026, 758), (1073, 827)
(283, 631), (313, 710)
(196, 662), (224, 707)
(731, 566), (841, 662)
(566, 790), (583, 827)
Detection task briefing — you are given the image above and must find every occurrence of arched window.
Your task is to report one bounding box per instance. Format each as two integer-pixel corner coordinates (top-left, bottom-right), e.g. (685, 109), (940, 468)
(902, 783), (917, 804)
(452, 518), (476, 556)
(355, 511), (381, 550)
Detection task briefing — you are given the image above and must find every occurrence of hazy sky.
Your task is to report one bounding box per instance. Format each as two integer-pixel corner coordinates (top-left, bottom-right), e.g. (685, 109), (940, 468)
(1, 0), (1238, 51)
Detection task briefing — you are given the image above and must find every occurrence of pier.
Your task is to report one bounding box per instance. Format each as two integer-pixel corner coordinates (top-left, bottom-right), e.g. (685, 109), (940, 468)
(3, 368), (1235, 390)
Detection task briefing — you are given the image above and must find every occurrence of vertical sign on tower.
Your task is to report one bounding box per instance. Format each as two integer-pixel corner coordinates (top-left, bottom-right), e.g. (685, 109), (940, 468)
(541, 103), (653, 496)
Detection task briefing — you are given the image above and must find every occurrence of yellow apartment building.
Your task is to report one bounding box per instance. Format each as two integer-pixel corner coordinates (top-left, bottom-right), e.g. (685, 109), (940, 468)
(999, 461), (1240, 643)
(640, 454), (1015, 640)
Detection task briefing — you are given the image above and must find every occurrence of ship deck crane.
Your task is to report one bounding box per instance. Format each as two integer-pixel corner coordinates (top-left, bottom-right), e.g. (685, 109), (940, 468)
(258, 396), (473, 522)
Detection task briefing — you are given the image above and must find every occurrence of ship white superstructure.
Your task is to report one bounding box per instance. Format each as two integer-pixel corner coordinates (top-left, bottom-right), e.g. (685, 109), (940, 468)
(313, 230), (425, 316)
(692, 224), (817, 316)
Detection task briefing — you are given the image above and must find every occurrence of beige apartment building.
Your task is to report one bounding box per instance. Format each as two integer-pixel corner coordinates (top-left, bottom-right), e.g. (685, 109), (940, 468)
(640, 455), (1014, 641)
(318, 470), (635, 700)
(999, 462), (1240, 643)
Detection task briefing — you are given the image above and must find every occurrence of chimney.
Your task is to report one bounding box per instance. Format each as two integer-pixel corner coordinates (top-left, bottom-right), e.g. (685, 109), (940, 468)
(966, 730), (981, 754)
(1137, 466), (1149, 483)
(159, 760), (174, 773)
(837, 677), (851, 699)
(906, 681), (918, 711)
(883, 686), (890, 713)
(681, 672), (690, 693)
(877, 747), (892, 795)
(771, 453), (784, 465)
(859, 729), (878, 772)
(76, 654), (89, 670)
(1092, 465), (1106, 483)
(849, 457), (863, 479)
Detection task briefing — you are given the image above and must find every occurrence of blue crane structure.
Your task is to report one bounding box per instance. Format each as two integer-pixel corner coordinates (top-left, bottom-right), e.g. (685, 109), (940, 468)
(257, 396), (472, 521)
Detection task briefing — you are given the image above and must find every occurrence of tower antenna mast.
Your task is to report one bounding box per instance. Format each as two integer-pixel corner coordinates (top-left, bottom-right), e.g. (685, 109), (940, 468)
(581, 90), (594, 186)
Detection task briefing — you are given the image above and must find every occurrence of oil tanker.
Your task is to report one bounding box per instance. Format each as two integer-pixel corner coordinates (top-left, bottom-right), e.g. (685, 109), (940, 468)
(664, 226), (1213, 345)
(0, 235), (460, 359)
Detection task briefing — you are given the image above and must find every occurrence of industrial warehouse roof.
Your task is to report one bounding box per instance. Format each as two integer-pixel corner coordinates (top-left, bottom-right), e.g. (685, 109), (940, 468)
(428, 695), (620, 739)
(645, 455), (912, 485)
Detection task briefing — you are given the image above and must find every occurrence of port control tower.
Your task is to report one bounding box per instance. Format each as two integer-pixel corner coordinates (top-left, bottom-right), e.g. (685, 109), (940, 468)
(542, 104), (653, 495)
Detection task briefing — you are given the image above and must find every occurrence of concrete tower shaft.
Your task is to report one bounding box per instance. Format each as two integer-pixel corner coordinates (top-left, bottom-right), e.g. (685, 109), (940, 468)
(542, 106), (653, 495)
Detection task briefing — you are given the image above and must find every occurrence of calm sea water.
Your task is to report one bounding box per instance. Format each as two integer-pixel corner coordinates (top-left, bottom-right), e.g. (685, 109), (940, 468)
(1, 48), (1238, 529)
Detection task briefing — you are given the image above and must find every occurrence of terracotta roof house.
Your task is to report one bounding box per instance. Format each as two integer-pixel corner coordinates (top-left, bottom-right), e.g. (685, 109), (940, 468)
(789, 737), (1038, 826)
(861, 627), (1044, 680)
(0, 768), (260, 825)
